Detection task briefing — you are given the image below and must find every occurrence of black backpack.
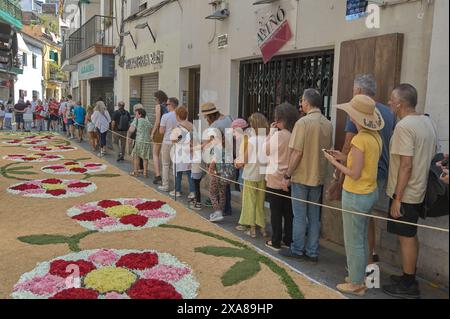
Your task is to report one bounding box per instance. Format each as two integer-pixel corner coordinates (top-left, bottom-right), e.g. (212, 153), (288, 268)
(117, 109), (131, 131)
(420, 153), (449, 219)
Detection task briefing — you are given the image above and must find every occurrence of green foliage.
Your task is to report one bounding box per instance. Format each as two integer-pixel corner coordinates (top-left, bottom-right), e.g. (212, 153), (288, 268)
(0, 162), (37, 181)
(18, 231), (97, 252)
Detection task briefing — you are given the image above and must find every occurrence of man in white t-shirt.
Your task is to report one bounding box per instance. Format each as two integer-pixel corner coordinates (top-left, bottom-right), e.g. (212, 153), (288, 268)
(59, 97), (68, 132)
(158, 97), (179, 192)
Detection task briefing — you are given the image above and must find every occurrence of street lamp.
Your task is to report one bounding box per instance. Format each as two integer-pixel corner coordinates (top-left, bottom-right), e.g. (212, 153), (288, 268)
(135, 22), (156, 43)
(120, 31), (137, 49)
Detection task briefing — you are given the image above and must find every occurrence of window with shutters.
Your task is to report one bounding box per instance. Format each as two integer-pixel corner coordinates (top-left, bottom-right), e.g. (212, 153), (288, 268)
(32, 54), (37, 69)
(22, 53), (27, 67)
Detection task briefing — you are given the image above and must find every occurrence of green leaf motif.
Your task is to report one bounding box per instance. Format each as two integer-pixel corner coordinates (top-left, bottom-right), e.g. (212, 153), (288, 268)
(195, 246), (255, 259)
(8, 166), (34, 171)
(222, 259), (261, 287)
(18, 235), (69, 245)
(7, 171), (37, 175)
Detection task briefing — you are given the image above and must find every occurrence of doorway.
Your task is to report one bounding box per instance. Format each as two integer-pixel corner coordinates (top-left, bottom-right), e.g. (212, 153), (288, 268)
(188, 68), (200, 122)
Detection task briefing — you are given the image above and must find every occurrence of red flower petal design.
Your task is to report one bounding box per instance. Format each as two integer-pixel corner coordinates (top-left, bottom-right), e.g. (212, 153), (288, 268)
(70, 168), (88, 173)
(72, 210), (109, 221)
(42, 179), (62, 184)
(23, 158), (35, 161)
(64, 162), (78, 165)
(127, 279), (182, 299)
(97, 200), (122, 208)
(119, 215), (149, 227)
(50, 288), (99, 299)
(84, 164), (102, 168)
(46, 155), (60, 159)
(68, 182), (91, 188)
(116, 252), (158, 270)
(46, 189), (67, 196)
(45, 166), (65, 170)
(49, 260), (96, 278)
(11, 184), (40, 191)
(135, 201), (166, 211)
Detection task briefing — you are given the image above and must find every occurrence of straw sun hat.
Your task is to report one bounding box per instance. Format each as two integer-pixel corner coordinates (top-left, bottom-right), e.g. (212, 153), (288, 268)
(336, 95), (385, 131)
(199, 102), (220, 116)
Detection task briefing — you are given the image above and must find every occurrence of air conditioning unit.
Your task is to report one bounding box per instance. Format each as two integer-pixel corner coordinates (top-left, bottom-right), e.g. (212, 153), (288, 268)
(206, 0), (230, 21)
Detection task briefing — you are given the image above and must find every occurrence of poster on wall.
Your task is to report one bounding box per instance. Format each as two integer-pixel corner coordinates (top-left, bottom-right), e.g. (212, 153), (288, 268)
(346, 0), (369, 21)
(256, 2), (294, 64)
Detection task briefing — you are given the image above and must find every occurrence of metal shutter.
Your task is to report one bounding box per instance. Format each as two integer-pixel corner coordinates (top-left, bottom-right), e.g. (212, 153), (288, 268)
(140, 73), (159, 126)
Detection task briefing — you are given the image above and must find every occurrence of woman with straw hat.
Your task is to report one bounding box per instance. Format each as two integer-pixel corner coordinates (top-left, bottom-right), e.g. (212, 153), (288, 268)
(323, 95), (384, 296)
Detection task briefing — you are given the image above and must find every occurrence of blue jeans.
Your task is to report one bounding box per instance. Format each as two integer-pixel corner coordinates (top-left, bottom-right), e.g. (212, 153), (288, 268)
(291, 183), (323, 258)
(175, 170), (195, 193)
(342, 189), (379, 285)
(224, 184), (232, 215)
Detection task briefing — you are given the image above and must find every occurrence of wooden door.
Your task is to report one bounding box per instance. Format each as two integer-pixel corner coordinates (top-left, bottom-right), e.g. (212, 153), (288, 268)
(335, 33), (403, 150)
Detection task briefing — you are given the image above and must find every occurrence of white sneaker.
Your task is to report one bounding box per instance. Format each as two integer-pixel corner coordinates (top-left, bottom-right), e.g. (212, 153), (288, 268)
(209, 211), (224, 222)
(158, 186), (169, 192)
(169, 190), (182, 197)
(188, 192), (196, 200)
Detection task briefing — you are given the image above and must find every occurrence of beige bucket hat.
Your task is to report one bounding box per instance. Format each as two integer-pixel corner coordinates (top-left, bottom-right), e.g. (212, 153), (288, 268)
(336, 95), (385, 131)
(199, 102), (221, 116)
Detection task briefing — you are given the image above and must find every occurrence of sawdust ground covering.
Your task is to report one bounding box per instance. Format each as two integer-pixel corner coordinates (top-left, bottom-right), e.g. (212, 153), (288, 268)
(0, 133), (342, 299)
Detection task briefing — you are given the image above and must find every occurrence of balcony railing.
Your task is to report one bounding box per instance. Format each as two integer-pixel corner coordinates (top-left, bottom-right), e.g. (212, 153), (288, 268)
(0, 0), (23, 22)
(63, 15), (114, 63)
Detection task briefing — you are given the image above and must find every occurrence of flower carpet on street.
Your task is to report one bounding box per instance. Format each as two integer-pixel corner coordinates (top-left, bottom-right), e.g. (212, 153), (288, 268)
(7, 179), (97, 199)
(42, 162), (107, 175)
(3, 153), (64, 162)
(28, 145), (78, 152)
(3, 139), (48, 147)
(0, 131), (343, 299)
(12, 249), (199, 299)
(67, 199), (176, 232)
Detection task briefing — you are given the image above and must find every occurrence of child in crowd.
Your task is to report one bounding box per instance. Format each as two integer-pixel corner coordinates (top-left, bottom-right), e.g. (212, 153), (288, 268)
(170, 106), (196, 199)
(34, 100), (45, 132)
(0, 103), (5, 130)
(24, 101), (33, 132)
(235, 113), (269, 238)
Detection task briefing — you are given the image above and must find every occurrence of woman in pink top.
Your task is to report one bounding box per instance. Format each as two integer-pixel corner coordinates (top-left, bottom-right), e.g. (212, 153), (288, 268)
(263, 103), (300, 250)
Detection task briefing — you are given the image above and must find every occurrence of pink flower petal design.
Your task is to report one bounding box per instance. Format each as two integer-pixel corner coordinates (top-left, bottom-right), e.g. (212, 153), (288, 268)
(139, 210), (171, 219)
(75, 203), (100, 211)
(123, 199), (146, 206)
(68, 188), (88, 194)
(104, 292), (130, 299)
(142, 265), (191, 282)
(23, 189), (47, 195)
(93, 217), (118, 229)
(13, 274), (66, 296)
(87, 249), (120, 266)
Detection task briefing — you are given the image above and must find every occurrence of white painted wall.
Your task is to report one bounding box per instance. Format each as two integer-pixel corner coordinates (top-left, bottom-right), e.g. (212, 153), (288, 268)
(15, 40), (43, 103)
(425, 0), (449, 154)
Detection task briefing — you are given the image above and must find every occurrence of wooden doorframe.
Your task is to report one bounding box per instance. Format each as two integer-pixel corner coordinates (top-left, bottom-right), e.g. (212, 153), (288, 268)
(335, 33), (403, 150)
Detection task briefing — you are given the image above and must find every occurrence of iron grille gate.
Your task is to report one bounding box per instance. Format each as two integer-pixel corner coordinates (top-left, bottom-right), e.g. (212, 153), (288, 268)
(238, 50), (334, 121)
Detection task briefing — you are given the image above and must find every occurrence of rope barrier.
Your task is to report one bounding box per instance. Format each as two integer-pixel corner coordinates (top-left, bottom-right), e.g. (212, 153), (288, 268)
(199, 167), (450, 234)
(72, 118), (449, 233)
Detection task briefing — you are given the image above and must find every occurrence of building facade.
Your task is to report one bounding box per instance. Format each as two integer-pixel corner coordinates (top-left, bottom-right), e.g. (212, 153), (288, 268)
(14, 32), (44, 102)
(66, 0), (450, 285)
(61, 0), (115, 110)
(0, 0), (23, 102)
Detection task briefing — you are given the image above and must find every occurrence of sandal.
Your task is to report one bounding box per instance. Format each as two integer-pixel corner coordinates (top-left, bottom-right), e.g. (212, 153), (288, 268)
(336, 283), (367, 296)
(129, 171), (141, 177)
(235, 225), (248, 231)
(245, 227), (257, 238)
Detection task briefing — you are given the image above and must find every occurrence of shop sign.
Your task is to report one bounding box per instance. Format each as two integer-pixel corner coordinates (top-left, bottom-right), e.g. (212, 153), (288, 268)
(125, 51), (164, 70)
(256, 4), (293, 64)
(78, 55), (102, 80)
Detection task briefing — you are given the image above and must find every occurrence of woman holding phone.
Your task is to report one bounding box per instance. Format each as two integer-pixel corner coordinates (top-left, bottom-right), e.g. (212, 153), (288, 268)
(323, 95), (384, 296)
